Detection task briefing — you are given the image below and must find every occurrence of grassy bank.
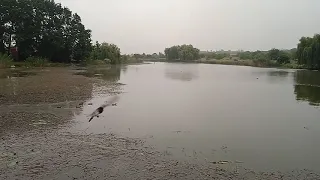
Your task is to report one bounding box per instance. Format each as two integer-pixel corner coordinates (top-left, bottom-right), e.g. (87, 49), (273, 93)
(0, 55), (67, 69)
(1, 56), (308, 70)
(195, 59), (307, 69)
(0, 53), (13, 68)
(145, 58), (308, 70)
(0, 56), (142, 69)
(12, 62), (68, 68)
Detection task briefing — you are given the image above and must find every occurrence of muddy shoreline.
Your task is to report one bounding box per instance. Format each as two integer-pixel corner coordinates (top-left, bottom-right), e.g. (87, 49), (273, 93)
(1, 128), (319, 180)
(1, 67), (319, 179)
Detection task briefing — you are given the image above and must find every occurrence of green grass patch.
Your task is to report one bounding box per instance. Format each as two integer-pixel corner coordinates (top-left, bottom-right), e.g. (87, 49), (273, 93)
(196, 58), (311, 70)
(24, 56), (49, 67)
(0, 53), (14, 68)
(281, 63), (307, 69)
(197, 58), (286, 68)
(84, 58), (144, 66)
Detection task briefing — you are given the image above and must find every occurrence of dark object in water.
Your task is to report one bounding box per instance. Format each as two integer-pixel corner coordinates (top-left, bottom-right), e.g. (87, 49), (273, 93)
(88, 96), (120, 122)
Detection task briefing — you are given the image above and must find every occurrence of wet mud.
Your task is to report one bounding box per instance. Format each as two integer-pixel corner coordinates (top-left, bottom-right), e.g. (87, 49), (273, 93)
(1, 130), (319, 180)
(0, 68), (94, 105)
(0, 66), (319, 180)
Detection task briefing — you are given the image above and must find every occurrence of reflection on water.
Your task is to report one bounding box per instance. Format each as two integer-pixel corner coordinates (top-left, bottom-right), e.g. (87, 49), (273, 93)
(267, 70), (291, 77)
(256, 69), (320, 106)
(251, 69), (294, 84)
(294, 70), (320, 106)
(294, 85), (320, 106)
(165, 63), (198, 81)
(294, 70), (320, 85)
(74, 65), (122, 82)
(71, 63), (320, 172)
(74, 65), (123, 96)
(121, 65), (128, 75)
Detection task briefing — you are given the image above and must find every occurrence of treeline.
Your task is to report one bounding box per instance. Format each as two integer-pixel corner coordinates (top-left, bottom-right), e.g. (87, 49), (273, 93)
(164, 44), (200, 61)
(1, 0), (319, 70)
(1, 0), (92, 63)
(160, 45), (295, 65)
(131, 52), (165, 60)
(0, 0), (124, 65)
(202, 49), (295, 63)
(238, 48), (294, 64)
(203, 52), (229, 60)
(297, 34), (320, 70)
(89, 42), (121, 64)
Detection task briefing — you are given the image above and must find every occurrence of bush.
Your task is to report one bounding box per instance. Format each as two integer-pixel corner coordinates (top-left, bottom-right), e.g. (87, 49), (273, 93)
(83, 58), (107, 66)
(0, 53), (14, 68)
(282, 63), (307, 69)
(277, 52), (290, 64)
(25, 56), (49, 67)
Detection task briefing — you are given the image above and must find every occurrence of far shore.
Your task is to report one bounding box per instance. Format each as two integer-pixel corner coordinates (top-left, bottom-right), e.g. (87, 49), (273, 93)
(144, 58), (309, 70)
(0, 58), (311, 71)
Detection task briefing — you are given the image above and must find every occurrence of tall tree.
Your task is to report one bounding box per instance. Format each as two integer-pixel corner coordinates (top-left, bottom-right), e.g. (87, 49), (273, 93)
(0, 0), (92, 62)
(164, 44), (200, 61)
(297, 34), (320, 69)
(90, 42), (121, 64)
(268, 48), (280, 60)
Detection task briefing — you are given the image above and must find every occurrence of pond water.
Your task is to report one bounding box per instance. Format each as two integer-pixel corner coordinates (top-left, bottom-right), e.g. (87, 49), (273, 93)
(71, 62), (320, 172)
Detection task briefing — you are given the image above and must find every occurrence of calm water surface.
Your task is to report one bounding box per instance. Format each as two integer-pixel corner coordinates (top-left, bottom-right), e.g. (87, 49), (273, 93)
(72, 63), (320, 172)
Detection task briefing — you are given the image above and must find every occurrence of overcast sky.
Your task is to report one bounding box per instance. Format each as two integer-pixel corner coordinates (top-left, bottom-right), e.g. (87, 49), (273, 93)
(56, 0), (320, 54)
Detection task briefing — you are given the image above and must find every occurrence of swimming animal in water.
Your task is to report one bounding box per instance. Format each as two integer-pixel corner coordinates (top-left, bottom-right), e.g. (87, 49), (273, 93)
(88, 95), (120, 122)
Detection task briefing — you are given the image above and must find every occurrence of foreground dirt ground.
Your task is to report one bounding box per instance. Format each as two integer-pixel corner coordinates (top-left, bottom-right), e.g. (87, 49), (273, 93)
(1, 129), (319, 180)
(0, 67), (319, 180)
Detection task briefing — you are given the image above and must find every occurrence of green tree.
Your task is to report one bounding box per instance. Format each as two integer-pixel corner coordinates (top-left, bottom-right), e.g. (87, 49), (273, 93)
(239, 51), (253, 60)
(297, 34), (320, 69)
(277, 51), (290, 64)
(267, 48), (291, 64)
(164, 44), (200, 61)
(133, 54), (142, 60)
(90, 42), (121, 64)
(158, 52), (165, 58)
(1, 0), (92, 63)
(268, 48), (280, 60)
(165, 46), (180, 60)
